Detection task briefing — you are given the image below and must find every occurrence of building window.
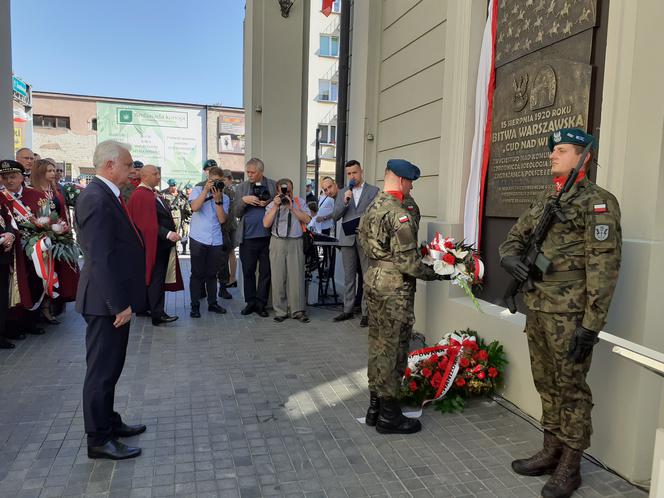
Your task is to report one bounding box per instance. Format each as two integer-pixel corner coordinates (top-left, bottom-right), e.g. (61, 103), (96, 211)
(34, 115), (70, 129)
(91, 118), (97, 131)
(319, 35), (339, 57)
(318, 80), (338, 102)
(319, 124), (337, 145)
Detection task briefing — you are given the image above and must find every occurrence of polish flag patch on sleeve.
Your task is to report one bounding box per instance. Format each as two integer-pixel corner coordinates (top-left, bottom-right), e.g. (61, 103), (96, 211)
(398, 215), (409, 224)
(593, 203), (607, 213)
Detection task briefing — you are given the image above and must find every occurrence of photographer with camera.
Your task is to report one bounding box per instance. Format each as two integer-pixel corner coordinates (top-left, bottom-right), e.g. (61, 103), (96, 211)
(234, 158), (277, 317)
(188, 166), (229, 318)
(263, 179), (312, 323)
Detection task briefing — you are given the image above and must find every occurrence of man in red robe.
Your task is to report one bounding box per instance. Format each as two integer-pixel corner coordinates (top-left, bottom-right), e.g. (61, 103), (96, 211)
(0, 160), (47, 336)
(127, 165), (183, 326)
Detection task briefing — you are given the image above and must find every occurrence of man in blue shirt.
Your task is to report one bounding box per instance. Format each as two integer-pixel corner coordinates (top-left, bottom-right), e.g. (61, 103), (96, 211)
(188, 166), (229, 318)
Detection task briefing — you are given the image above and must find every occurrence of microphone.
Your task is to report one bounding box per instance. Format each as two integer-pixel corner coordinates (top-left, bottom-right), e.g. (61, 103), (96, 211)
(348, 179), (356, 188)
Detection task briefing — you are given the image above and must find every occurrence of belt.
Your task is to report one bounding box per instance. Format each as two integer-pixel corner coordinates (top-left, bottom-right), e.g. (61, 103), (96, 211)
(541, 270), (585, 282)
(369, 259), (397, 269)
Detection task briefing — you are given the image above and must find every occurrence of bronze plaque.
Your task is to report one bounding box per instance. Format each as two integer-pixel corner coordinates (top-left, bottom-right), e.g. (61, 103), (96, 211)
(495, 0), (597, 67)
(484, 57), (592, 218)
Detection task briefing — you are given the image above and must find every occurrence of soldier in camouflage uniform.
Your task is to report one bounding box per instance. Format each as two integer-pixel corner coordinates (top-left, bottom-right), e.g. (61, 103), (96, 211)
(499, 128), (621, 498)
(358, 159), (447, 435)
(179, 184), (194, 255)
(161, 179), (191, 254)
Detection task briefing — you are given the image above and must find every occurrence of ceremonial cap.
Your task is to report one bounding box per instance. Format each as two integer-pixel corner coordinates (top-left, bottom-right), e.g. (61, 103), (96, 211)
(167, 178), (177, 187)
(203, 159), (217, 170)
(386, 159), (420, 181)
(184, 183), (193, 189)
(132, 160), (144, 169)
(0, 159), (24, 174)
(548, 128), (595, 152)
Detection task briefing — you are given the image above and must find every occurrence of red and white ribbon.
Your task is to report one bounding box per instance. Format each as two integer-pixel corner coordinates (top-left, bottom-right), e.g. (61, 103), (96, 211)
(31, 236), (59, 302)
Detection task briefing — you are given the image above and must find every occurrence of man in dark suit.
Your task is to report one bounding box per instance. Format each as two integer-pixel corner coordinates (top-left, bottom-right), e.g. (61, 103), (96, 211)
(333, 160), (379, 326)
(75, 140), (147, 460)
(127, 165), (183, 326)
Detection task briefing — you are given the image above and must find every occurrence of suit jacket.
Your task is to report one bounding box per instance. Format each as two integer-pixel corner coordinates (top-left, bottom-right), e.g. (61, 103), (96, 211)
(333, 182), (379, 247)
(233, 177), (277, 245)
(75, 177), (147, 316)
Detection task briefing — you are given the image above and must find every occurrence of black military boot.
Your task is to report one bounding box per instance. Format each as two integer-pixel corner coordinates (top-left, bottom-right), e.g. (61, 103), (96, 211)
(541, 445), (582, 498)
(375, 398), (421, 434)
(365, 392), (380, 427)
(512, 430), (562, 476)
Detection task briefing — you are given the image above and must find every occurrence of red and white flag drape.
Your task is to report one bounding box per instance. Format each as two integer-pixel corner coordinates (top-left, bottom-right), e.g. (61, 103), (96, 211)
(322, 0), (334, 17)
(463, 0), (498, 248)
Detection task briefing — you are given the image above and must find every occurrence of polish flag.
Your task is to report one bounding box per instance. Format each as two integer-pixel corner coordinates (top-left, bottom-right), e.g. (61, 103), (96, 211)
(463, 0), (498, 248)
(322, 0), (334, 17)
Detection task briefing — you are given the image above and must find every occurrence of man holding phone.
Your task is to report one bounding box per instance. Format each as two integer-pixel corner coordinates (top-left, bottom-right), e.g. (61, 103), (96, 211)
(188, 166), (229, 318)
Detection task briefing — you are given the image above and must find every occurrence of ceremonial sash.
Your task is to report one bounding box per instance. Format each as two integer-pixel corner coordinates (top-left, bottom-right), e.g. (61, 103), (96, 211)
(1, 190), (31, 225)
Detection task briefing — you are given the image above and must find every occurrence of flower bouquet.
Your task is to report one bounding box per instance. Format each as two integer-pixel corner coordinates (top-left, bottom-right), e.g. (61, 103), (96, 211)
(422, 232), (484, 311)
(400, 329), (508, 413)
(19, 212), (81, 265)
(63, 183), (82, 207)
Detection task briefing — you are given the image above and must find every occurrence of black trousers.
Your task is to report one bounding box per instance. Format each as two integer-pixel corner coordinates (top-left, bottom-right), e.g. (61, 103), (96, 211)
(239, 237), (271, 307)
(147, 248), (170, 317)
(217, 241), (231, 289)
(190, 238), (223, 306)
(82, 315), (130, 446)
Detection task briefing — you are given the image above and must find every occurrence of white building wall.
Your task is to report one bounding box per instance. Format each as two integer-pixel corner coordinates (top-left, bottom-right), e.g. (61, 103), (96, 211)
(306, 0), (341, 180)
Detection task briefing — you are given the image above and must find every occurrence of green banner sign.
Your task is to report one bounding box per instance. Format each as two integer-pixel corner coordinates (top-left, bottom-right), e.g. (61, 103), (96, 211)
(97, 102), (204, 187)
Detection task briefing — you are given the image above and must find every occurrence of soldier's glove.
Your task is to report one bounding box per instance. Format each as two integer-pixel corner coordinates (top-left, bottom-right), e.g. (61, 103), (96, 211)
(568, 326), (599, 363)
(500, 256), (529, 282)
(436, 274), (451, 281)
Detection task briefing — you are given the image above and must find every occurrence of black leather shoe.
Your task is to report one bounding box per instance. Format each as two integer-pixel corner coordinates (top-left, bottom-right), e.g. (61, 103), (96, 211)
(333, 312), (353, 322)
(208, 303), (227, 314)
(152, 315), (179, 326)
(190, 305), (201, 318)
(113, 423), (147, 438)
(360, 316), (368, 328)
(273, 315), (288, 323)
(88, 439), (141, 460)
(0, 337), (15, 349)
(218, 288), (233, 300)
(241, 303), (256, 316)
(256, 306), (269, 318)
(27, 327), (46, 335)
(227, 281), (238, 288)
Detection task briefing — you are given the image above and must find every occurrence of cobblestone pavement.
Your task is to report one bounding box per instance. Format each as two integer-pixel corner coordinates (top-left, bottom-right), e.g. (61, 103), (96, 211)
(0, 261), (647, 497)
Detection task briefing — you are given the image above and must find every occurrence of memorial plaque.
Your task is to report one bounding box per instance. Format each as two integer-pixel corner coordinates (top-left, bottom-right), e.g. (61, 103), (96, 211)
(495, 0), (597, 67)
(484, 57), (591, 218)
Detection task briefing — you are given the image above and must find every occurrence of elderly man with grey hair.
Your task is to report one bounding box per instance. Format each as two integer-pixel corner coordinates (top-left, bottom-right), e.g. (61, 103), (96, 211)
(234, 158), (277, 317)
(75, 140), (147, 460)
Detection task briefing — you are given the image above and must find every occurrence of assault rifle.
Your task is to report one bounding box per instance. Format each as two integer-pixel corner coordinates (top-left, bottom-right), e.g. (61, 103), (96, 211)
(503, 142), (592, 313)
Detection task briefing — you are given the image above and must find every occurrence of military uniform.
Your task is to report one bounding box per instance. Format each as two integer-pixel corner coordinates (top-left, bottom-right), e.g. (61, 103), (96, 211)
(499, 128), (622, 498)
(357, 159), (443, 435)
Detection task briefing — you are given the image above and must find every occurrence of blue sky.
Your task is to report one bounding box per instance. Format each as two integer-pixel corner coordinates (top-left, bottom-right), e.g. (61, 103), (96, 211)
(10, 0), (245, 107)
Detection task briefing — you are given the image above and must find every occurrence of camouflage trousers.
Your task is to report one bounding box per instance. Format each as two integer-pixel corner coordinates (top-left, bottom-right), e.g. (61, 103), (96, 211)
(365, 268), (416, 399)
(525, 310), (593, 450)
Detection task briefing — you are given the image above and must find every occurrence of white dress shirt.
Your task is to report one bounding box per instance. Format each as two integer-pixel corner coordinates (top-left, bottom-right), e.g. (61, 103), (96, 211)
(95, 175), (121, 202)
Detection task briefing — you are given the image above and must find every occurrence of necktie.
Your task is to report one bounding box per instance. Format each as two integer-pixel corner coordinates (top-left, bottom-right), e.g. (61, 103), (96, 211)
(119, 195), (144, 246)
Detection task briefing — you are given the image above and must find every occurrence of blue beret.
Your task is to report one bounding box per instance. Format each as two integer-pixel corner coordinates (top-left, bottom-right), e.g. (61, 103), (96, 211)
(203, 159), (217, 170)
(167, 178), (177, 187)
(548, 128), (595, 152)
(132, 160), (144, 169)
(386, 159), (420, 181)
(184, 183), (193, 189)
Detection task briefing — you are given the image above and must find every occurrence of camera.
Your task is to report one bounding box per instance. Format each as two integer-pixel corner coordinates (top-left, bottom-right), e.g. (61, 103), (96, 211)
(279, 183), (290, 204)
(252, 183), (271, 202)
(212, 179), (225, 191)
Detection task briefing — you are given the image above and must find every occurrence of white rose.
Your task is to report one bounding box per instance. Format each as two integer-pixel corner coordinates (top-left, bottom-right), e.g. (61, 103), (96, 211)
(36, 216), (51, 226)
(51, 224), (64, 234)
